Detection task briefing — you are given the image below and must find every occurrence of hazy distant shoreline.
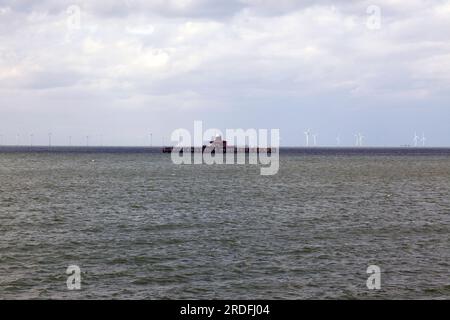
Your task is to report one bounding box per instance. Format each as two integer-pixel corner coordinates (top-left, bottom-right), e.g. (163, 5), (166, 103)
(1, 146), (450, 156)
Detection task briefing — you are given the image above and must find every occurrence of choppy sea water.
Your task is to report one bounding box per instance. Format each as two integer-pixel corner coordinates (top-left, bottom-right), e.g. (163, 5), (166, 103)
(0, 147), (449, 299)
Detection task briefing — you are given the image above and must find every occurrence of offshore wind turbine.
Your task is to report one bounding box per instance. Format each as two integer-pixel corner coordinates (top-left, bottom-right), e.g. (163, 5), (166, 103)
(312, 133), (318, 147)
(304, 129), (311, 147)
(48, 133), (52, 147)
(354, 134), (360, 147)
(355, 133), (364, 146)
(336, 135), (341, 146)
(413, 133), (419, 147)
(358, 133), (364, 147)
(421, 133), (426, 147)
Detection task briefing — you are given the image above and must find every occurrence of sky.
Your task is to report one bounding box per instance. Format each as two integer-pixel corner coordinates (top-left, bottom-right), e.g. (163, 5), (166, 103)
(1, 0), (450, 147)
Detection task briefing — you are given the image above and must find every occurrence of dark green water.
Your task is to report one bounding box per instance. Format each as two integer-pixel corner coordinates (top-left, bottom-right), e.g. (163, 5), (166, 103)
(0, 150), (449, 299)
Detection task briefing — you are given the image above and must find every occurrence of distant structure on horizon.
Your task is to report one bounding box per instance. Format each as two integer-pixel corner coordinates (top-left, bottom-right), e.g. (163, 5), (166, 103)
(312, 133), (318, 147)
(304, 129), (311, 147)
(413, 133), (420, 147)
(355, 133), (364, 147)
(162, 134), (273, 154)
(412, 132), (427, 147)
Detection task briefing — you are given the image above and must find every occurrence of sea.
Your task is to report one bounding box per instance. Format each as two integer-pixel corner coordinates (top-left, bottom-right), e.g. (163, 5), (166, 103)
(0, 147), (449, 299)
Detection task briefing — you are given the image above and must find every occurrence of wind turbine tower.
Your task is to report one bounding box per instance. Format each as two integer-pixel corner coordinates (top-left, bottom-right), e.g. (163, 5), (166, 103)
(413, 133), (419, 147)
(304, 129), (311, 147)
(354, 134), (360, 147)
(358, 133), (364, 147)
(421, 133), (426, 147)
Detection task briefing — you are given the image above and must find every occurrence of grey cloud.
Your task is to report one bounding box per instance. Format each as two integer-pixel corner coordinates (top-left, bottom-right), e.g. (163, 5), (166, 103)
(21, 70), (82, 89)
(0, 0), (361, 19)
(0, 0), (245, 18)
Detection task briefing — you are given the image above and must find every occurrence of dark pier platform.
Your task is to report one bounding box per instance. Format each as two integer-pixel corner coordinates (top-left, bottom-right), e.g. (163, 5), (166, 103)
(162, 146), (273, 154)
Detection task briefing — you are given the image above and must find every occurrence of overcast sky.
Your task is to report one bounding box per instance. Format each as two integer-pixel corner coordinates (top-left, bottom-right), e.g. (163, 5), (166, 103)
(1, 0), (450, 146)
